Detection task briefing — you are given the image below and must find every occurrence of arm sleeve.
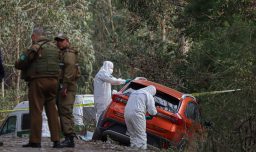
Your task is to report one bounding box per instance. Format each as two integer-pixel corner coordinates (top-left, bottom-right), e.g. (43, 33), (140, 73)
(147, 95), (157, 116)
(63, 52), (77, 84)
(27, 44), (40, 61)
(98, 72), (125, 85)
(14, 45), (39, 70)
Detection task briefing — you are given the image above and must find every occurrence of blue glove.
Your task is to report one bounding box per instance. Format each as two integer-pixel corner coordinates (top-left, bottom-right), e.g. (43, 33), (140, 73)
(145, 115), (153, 120)
(125, 79), (132, 84)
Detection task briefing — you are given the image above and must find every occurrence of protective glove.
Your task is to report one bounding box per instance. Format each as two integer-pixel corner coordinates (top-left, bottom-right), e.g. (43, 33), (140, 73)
(60, 85), (67, 97)
(19, 53), (27, 61)
(125, 79), (132, 84)
(145, 115), (153, 120)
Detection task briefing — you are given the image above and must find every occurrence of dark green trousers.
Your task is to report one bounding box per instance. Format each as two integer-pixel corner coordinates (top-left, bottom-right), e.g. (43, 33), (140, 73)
(59, 91), (76, 135)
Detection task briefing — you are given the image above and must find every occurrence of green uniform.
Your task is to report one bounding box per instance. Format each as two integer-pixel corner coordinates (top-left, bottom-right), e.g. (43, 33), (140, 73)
(15, 37), (61, 143)
(59, 47), (80, 136)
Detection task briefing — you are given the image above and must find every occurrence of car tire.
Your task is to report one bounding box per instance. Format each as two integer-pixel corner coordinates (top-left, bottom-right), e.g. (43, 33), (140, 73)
(92, 112), (107, 141)
(110, 125), (129, 145)
(92, 127), (101, 140)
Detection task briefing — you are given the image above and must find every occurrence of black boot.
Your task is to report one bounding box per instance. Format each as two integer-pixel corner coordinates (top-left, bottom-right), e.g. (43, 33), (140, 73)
(22, 142), (41, 148)
(53, 141), (63, 148)
(60, 135), (75, 148)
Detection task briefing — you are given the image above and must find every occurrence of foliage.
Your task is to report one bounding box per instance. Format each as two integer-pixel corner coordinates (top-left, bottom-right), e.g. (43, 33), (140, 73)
(90, 0), (187, 90)
(90, 0), (256, 151)
(178, 0), (256, 151)
(0, 0), (255, 151)
(0, 0), (95, 120)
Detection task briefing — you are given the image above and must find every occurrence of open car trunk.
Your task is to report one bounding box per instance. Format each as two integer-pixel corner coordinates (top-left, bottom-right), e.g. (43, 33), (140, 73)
(101, 82), (185, 147)
(122, 82), (181, 113)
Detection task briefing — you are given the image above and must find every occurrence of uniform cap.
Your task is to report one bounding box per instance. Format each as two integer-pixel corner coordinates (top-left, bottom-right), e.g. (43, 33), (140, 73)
(54, 33), (68, 41)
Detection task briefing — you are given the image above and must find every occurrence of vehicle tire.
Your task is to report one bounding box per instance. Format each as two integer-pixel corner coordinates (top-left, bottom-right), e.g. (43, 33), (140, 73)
(147, 134), (161, 149)
(92, 127), (102, 140)
(109, 125), (126, 134)
(92, 112), (105, 141)
(108, 125), (129, 146)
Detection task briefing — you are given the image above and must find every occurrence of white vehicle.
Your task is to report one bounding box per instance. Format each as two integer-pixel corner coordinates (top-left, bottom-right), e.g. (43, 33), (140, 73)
(0, 94), (94, 137)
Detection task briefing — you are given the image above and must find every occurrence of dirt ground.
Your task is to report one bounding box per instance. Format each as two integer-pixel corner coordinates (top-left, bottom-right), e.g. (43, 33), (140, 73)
(0, 134), (158, 152)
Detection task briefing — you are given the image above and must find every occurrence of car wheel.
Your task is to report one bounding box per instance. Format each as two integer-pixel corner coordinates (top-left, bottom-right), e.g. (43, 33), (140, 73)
(92, 112), (106, 141)
(92, 127), (102, 140)
(106, 125), (129, 146)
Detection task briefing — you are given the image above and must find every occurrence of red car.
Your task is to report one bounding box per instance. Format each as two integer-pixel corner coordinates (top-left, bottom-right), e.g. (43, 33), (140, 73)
(92, 78), (204, 150)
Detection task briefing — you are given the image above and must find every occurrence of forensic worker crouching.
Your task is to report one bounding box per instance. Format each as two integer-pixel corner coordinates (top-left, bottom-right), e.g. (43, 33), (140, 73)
(15, 27), (62, 148)
(124, 85), (158, 150)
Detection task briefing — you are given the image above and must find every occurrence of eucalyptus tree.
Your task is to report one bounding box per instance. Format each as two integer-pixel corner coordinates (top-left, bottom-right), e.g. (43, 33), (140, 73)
(90, 0), (188, 90)
(0, 0), (95, 120)
(178, 0), (256, 151)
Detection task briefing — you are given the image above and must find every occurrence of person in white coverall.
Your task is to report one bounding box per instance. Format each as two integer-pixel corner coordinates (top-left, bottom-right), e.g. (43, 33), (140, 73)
(94, 61), (130, 123)
(124, 85), (157, 150)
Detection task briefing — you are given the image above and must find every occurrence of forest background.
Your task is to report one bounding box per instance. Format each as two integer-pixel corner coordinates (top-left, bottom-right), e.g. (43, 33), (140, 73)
(0, 0), (256, 151)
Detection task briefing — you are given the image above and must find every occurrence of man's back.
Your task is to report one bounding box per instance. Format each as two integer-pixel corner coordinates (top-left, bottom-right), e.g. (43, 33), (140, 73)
(26, 39), (60, 79)
(125, 92), (147, 114)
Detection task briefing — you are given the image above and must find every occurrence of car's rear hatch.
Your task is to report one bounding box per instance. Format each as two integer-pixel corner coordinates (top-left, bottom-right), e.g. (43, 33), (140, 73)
(104, 81), (185, 144)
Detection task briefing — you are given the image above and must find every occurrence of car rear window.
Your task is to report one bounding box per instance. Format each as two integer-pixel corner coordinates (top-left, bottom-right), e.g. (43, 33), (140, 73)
(122, 82), (180, 113)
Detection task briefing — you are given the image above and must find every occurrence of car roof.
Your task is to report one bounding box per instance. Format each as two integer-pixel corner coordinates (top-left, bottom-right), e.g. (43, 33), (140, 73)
(132, 79), (183, 99)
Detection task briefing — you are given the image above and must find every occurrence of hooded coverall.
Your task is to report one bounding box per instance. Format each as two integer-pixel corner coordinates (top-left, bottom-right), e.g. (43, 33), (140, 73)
(94, 61), (126, 122)
(124, 85), (157, 149)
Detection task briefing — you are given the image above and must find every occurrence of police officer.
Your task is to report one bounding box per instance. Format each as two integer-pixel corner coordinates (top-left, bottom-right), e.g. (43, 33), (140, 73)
(15, 27), (61, 148)
(55, 33), (80, 147)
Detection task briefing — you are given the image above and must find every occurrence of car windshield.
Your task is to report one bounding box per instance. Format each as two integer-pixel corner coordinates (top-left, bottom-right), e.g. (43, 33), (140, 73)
(122, 82), (180, 113)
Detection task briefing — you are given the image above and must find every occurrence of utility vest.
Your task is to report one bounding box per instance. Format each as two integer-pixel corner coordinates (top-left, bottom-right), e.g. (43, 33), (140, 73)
(59, 47), (81, 91)
(25, 40), (60, 80)
(59, 48), (81, 81)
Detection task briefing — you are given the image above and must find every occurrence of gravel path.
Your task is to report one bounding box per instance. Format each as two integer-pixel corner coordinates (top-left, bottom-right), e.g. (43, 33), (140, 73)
(0, 134), (158, 152)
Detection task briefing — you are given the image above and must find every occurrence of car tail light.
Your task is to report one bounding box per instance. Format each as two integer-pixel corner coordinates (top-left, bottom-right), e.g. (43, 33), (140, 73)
(175, 114), (184, 125)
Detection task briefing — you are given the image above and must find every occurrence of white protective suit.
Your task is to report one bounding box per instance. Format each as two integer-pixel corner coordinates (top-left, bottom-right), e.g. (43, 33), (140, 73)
(94, 61), (126, 122)
(124, 85), (157, 150)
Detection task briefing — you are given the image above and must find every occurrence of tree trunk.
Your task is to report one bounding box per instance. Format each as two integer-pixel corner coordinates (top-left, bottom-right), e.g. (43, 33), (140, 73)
(179, 32), (190, 54)
(1, 80), (4, 99)
(15, 12), (21, 104)
(162, 17), (166, 42)
(107, 0), (115, 32)
(161, 15), (168, 52)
